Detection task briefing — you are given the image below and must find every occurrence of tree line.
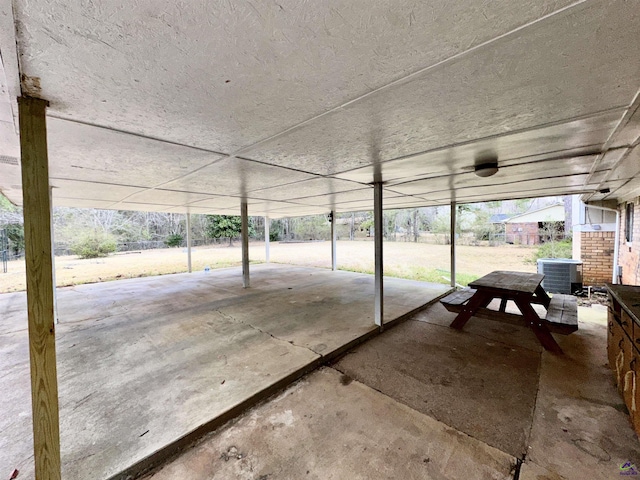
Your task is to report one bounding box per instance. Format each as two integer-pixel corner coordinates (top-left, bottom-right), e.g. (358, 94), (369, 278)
(1, 192), (564, 259)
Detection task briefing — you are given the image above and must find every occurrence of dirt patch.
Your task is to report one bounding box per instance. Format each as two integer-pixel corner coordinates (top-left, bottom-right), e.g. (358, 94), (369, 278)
(576, 291), (609, 308)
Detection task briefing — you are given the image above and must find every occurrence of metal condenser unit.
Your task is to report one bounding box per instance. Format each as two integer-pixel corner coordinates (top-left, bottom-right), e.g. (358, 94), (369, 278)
(537, 258), (583, 295)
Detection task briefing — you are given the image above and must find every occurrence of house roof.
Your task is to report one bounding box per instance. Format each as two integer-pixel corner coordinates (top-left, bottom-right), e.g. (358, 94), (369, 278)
(504, 204), (565, 224)
(490, 214), (512, 224)
(0, 1), (639, 218)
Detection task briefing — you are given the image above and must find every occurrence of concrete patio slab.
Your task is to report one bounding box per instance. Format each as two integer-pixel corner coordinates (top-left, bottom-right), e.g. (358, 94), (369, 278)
(525, 306), (640, 479)
(0, 264), (449, 480)
(122, 294), (639, 480)
(145, 367), (516, 480)
(334, 302), (542, 458)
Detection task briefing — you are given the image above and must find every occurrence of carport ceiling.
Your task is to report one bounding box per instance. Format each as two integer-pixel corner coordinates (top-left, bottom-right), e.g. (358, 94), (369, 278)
(0, 0), (639, 217)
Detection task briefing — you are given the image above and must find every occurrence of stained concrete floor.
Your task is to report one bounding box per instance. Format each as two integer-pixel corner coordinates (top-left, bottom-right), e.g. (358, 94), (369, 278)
(144, 302), (640, 480)
(147, 367), (516, 480)
(0, 263), (449, 480)
(335, 302), (542, 459)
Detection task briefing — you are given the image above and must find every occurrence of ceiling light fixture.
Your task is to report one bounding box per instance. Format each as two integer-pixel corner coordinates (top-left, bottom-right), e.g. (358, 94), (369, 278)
(473, 152), (499, 178)
(474, 161), (499, 177)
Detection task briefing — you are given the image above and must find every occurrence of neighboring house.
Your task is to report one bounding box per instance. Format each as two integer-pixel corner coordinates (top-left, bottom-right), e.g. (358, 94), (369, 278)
(504, 204), (566, 245)
(489, 214), (511, 224)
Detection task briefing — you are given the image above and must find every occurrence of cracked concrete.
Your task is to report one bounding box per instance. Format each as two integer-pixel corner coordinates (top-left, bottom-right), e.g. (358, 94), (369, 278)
(142, 299), (640, 480)
(146, 368), (516, 480)
(0, 263), (449, 480)
(215, 308), (322, 358)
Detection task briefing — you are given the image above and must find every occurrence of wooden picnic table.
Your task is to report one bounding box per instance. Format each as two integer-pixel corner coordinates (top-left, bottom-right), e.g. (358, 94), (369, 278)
(443, 271), (577, 354)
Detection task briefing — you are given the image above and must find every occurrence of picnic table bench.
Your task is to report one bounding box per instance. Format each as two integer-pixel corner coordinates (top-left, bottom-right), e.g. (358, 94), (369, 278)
(440, 271), (578, 354)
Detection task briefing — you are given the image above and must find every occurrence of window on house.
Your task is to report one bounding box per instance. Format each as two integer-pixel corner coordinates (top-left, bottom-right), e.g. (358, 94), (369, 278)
(625, 203), (634, 242)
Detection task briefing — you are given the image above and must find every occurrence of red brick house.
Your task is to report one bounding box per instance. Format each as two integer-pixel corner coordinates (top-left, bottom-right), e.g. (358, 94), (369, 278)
(504, 204), (565, 245)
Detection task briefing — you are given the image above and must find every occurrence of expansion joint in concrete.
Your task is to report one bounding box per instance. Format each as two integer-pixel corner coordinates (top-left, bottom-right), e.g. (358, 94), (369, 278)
(327, 364), (418, 413)
(522, 350), (543, 459)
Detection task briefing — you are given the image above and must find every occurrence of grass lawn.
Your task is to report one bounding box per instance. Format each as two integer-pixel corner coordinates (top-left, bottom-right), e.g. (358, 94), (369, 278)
(0, 240), (537, 293)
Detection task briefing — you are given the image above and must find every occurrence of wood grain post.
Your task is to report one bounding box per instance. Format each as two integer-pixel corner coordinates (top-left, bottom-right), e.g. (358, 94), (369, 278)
(19, 96), (62, 480)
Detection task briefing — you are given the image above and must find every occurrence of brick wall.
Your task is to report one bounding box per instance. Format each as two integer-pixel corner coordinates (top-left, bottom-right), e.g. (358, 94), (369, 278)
(580, 231), (615, 286)
(506, 223), (540, 245)
(619, 200), (640, 286)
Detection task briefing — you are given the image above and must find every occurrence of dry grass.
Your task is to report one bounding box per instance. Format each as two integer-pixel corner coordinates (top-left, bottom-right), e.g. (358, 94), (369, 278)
(0, 240), (536, 293)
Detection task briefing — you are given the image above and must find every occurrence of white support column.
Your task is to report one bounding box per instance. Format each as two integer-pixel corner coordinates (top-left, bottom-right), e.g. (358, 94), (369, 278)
(186, 212), (192, 273)
(49, 187), (59, 325)
(241, 201), (250, 288)
(331, 210), (337, 271)
(374, 183), (384, 329)
(264, 216), (270, 263)
(19, 96), (62, 480)
(450, 201), (456, 288)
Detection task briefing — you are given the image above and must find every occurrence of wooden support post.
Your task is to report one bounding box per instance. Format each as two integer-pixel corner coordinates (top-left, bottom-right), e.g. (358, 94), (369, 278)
(450, 201), (456, 288)
(241, 201), (250, 288)
(186, 212), (192, 273)
(264, 216), (270, 263)
(19, 96), (62, 480)
(374, 183), (384, 329)
(330, 210), (337, 271)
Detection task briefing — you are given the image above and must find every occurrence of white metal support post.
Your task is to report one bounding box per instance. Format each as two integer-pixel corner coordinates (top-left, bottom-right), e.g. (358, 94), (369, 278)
(19, 96), (62, 480)
(49, 186), (58, 325)
(186, 212), (192, 273)
(374, 183), (384, 329)
(331, 210), (337, 271)
(241, 201), (250, 288)
(264, 216), (270, 263)
(450, 201), (456, 288)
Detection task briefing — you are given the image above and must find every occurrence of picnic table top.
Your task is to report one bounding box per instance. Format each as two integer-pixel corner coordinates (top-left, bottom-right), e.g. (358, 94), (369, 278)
(468, 271), (544, 295)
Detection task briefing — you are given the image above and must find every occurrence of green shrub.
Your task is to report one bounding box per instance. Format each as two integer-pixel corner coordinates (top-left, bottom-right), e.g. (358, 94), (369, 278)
(4, 223), (24, 254)
(269, 231), (280, 242)
(529, 239), (572, 263)
(206, 215), (255, 246)
(165, 233), (183, 247)
(71, 231), (117, 259)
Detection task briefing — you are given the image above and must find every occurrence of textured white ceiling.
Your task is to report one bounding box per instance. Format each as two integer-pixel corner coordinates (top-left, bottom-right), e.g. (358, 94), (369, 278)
(0, 0), (639, 217)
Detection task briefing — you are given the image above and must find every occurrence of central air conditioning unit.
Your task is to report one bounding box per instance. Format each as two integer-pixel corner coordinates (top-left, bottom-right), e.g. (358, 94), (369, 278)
(537, 258), (583, 295)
